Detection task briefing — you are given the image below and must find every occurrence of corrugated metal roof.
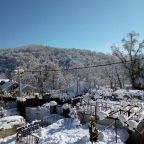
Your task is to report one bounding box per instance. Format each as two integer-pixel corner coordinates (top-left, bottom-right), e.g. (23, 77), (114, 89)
(1, 81), (14, 91)
(15, 84), (33, 91)
(0, 79), (9, 82)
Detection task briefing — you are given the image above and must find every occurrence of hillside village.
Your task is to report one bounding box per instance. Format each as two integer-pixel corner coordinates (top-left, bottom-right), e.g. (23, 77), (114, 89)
(1, 0), (144, 143)
(0, 52), (144, 144)
(0, 36), (144, 143)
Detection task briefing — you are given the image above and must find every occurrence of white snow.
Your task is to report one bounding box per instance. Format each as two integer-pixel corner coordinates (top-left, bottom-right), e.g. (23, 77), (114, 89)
(38, 118), (129, 144)
(3, 88), (144, 143)
(62, 103), (69, 110)
(76, 102), (81, 107)
(50, 101), (57, 106)
(130, 107), (141, 113)
(34, 92), (39, 96)
(42, 102), (50, 107)
(127, 120), (138, 129)
(113, 89), (144, 100)
(60, 93), (68, 99)
(0, 118), (129, 144)
(121, 101), (129, 107)
(17, 97), (26, 102)
(0, 116), (25, 130)
(137, 102), (144, 108)
(0, 79), (9, 82)
(137, 111), (144, 121)
(111, 105), (121, 111)
(97, 110), (111, 120)
(0, 134), (16, 144)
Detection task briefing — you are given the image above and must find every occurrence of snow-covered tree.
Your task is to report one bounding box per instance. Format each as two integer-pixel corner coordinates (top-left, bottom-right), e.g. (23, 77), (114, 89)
(112, 32), (144, 89)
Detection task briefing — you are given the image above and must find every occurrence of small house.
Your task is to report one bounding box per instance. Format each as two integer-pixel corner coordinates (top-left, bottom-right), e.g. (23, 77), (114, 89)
(14, 84), (37, 97)
(0, 81), (19, 94)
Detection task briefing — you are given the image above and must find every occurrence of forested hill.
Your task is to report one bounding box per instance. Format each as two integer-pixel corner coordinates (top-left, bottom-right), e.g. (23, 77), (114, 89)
(0, 45), (113, 73)
(0, 45), (128, 90)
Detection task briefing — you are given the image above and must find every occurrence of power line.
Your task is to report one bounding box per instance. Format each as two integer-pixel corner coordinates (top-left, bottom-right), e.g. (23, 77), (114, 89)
(3, 57), (144, 73)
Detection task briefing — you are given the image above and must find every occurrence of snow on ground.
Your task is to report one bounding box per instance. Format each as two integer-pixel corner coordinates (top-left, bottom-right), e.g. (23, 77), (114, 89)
(0, 134), (16, 144)
(0, 115), (25, 129)
(113, 89), (144, 99)
(0, 118), (129, 144)
(38, 118), (129, 144)
(96, 99), (120, 105)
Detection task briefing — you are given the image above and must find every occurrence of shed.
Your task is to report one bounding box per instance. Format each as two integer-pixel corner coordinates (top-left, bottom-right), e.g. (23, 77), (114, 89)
(15, 84), (36, 97)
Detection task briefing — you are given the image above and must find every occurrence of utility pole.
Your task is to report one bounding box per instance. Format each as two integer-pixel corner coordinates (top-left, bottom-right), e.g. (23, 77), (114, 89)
(40, 71), (43, 97)
(76, 78), (79, 96)
(15, 69), (24, 97)
(52, 74), (55, 90)
(18, 70), (21, 97)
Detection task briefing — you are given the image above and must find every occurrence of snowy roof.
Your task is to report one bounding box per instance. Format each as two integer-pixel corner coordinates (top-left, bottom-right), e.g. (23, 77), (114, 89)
(34, 93), (39, 96)
(0, 79), (9, 82)
(62, 103), (69, 109)
(113, 89), (144, 99)
(0, 81), (16, 91)
(15, 84), (35, 92)
(96, 99), (120, 105)
(17, 97), (26, 102)
(0, 116), (25, 130)
(50, 101), (57, 106)
(44, 90), (60, 98)
(42, 102), (50, 107)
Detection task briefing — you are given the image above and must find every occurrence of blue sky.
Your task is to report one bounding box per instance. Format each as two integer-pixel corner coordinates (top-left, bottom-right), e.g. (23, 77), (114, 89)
(0, 0), (144, 53)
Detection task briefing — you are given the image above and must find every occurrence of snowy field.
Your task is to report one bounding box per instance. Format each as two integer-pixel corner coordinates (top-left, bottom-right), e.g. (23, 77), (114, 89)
(38, 119), (129, 144)
(0, 118), (129, 144)
(0, 134), (16, 144)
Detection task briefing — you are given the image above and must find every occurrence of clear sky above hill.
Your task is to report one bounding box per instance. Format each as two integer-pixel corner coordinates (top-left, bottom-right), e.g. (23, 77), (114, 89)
(0, 0), (144, 53)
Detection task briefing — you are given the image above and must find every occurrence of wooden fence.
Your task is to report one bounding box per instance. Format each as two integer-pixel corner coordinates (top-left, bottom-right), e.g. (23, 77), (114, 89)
(17, 114), (63, 144)
(17, 121), (41, 144)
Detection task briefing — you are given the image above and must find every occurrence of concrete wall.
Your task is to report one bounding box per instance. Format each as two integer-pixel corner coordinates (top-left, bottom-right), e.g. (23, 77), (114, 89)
(25, 107), (50, 123)
(56, 105), (63, 115)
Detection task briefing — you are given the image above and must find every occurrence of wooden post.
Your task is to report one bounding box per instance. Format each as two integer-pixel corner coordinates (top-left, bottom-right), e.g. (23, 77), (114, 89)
(95, 102), (97, 121)
(115, 119), (117, 143)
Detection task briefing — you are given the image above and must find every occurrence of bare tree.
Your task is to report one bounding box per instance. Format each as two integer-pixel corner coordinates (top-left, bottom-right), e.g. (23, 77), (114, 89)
(111, 32), (144, 89)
